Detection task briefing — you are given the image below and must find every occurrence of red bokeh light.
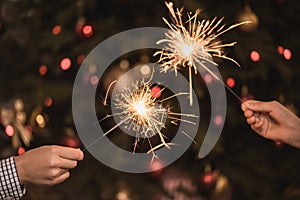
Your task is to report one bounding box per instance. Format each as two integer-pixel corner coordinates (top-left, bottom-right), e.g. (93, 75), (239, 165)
(18, 147), (26, 155)
(39, 65), (48, 76)
(90, 75), (99, 86)
(44, 97), (53, 107)
(202, 173), (215, 184)
(151, 86), (162, 98)
(226, 77), (236, 88)
(77, 54), (85, 64)
(214, 115), (223, 126)
(277, 46), (284, 55)
(52, 25), (61, 35)
(283, 48), (292, 60)
(250, 50), (260, 62)
(82, 25), (94, 37)
(60, 57), (72, 70)
(5, 125), (14, 137)
(204, 74), (213, 84)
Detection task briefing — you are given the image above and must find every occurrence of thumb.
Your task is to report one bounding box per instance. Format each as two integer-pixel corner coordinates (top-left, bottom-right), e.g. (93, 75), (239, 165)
(242, 100), (273, 113)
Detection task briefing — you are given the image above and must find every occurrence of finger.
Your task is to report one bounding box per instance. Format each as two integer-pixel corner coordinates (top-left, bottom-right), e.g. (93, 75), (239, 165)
(57, 157), (78, 169)
(247, 116), (257, 125)
(244, 110), (254, 118)
(253, 120), (264, 129)
(51, 171), (71, 186)
(244, 100), (274, 113)
(56, 146), (84, 161)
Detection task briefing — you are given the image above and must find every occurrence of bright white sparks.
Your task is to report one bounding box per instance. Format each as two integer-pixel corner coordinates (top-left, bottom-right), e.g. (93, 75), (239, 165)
(155, 2), (251, 106)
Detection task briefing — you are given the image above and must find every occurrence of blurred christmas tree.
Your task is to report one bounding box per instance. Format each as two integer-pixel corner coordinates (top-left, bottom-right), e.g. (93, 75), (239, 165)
(0, 0), (300, 199)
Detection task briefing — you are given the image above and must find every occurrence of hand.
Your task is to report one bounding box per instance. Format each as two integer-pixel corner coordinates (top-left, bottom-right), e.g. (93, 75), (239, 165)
(15, 145), (84, 186)
(241, 100), (300, 148)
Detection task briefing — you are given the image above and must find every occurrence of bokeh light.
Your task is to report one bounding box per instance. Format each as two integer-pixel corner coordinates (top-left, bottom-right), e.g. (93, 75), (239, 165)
(52, 25), (61, 35)
(277, 46), (284, 55)
(39, 65), (48, 76)
(204, 74), (213, 84)
(90, 75), (99, 86)
(18, 147), (26, 155)
(120, 60), (130, 69)
(77, 54), (85, 64)
(250, 50), (260, 62)
(151, 86), (162, 98)
(82, 25), (94, 37)
(202, 173), (215, 184)
(60, 57), (72, 71)
(5, 125), (14, 137)
(140, 65), (151, 76)
(214, 115), (223, 126)
(226, 77), (236, 88)
(283, 48), (292, 60)
(36, 114), (46, 128)
(44, 97), (53, 107)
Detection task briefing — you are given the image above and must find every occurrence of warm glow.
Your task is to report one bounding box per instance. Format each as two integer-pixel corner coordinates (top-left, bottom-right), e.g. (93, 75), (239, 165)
(60, 57), (72, 70)
(181, 44), (194, 57)
(39, 65), (48, 76)
(277, 46), (284, 55)
(44, 97), (53, 107)
(140, 65), (151, 75)
(283, 48), (292, 60)
(82, 25), (93, 37)
(5, 125), (14, 137)
(36, 114), (45, 128)
(204, 74), (213, 83)
(226, 77), (236, 88)
(214, 115), (223, 126)
(134, 101), (147, 116)
(89, 75), (99, 86)
(151, 86), (162, 98)
(52, 25), (61, 35)
(18, 147), (26, 155)
(250, 50), (260, 62)
(77, 54), (85, 64)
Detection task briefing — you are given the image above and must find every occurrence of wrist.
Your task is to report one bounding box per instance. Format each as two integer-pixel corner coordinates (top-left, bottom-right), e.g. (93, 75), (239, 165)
(14, 155), (29, 185)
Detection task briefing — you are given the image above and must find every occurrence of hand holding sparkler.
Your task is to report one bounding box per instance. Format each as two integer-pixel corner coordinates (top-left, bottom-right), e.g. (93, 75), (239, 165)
(242, 100), (300, 148)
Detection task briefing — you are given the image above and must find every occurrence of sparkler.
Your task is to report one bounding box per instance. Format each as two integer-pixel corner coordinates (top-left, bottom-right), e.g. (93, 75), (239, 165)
(154, 2), (251, 105)
(83, 78), (198, 162)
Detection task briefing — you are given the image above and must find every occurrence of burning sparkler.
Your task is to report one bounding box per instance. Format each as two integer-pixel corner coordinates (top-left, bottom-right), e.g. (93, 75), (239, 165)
(155, 2), (251, 105)
(94, 78), (198, 161)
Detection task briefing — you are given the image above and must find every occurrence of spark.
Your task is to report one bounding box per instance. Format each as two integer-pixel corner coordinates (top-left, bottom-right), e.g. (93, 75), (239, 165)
(154, 2), (251, 105)
(91, 79), (199, 161)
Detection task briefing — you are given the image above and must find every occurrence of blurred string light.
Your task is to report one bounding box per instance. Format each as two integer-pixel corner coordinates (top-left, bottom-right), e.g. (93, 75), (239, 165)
(214, 115), (223, 126)
(5, 124), (14, 137)
(277, 45), (292, 60)
(60, 57), (72, 71)
(226, 77), (235, 88)
(44, 96), (53, 107)
(39, 65), (48, 76)
(277, 46), (284, 55)
(283, 48), (292, 60)
(17, 147), (26, 155)
(89, 75), (99, 86)
(36, 114), (46, 128)
(82, 24), (94, 37)
(52, 25), (61, 35)
(120, 60), (130, 70)
(250, 50), (260, 62)
(204, 74), (213, 84)
(77, 54), (85, 64)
